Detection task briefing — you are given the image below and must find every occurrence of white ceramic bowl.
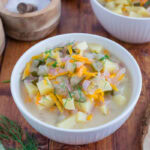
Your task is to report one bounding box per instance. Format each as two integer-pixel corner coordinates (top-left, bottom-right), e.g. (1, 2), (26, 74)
(90, 0), (150, 43)
(11, 33), (142, 145)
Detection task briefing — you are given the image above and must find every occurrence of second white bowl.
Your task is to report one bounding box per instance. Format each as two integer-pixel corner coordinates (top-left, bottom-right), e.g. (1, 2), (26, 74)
(90, 0), (150, 43)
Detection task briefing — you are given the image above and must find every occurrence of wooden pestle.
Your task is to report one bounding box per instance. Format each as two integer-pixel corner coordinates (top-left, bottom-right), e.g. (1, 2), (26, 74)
(17, 3), (37, 14)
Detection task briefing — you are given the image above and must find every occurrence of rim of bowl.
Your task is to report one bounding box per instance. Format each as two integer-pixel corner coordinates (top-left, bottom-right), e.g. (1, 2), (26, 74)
(11, 33), (142, 133)
(0, 0), (58, 18)
(92, 0), (150, 21)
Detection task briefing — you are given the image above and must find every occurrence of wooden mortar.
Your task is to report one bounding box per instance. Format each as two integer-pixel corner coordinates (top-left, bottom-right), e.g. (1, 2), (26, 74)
(0, 0), (61, 41)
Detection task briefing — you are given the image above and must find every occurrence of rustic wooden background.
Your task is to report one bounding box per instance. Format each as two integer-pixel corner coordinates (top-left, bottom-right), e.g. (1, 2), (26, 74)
(0, 0), (149, 149)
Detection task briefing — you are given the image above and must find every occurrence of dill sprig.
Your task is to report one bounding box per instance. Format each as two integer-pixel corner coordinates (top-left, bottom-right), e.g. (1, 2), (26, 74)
(99, 55), (109, 61)
(0, 115), (38, 150)
(60, 81), (73, 106)
(1, 80), (10, 83)
(77, 86), (86, 103)
(52, 61), (57, 68)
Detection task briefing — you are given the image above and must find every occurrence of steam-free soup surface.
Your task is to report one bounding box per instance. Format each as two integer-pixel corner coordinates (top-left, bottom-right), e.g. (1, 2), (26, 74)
(21, 41), (131, 129)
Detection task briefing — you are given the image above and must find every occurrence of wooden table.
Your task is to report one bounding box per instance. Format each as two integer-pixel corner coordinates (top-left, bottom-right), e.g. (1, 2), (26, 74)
(0, 0), (149, 149)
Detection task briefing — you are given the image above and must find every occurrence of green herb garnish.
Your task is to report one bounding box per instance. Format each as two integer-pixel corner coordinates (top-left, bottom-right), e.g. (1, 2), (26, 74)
(35, 59), (45, 67)
(60, 82), (73, 106)
(52, 61), (57, 68)
(77, 86), (86, 103)
(144, 0), (150, 8)
(44, 49), (53, 60)
(45, 49), (52, 55)
(132, 0), (150, 8)
(60, 82), (72, 98)
(64, 97), (73, 107)
(99, 55), (109, 61)
(1, 80), (10, 83)
(0, 115), (38, 150)
(54, 88), (56, 95)
(66, 87), (72, 99)
(72, 62), (77, 68)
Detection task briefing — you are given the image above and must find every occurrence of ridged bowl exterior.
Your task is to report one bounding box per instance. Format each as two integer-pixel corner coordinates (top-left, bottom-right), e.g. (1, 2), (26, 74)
(22, 109), (131, 145)
(11, 33), (142, 145)
(90, 0), (150, 43)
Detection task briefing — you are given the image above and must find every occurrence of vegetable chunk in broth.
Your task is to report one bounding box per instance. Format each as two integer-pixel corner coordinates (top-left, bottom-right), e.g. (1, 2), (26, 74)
(98, 0), (150, 18)
(21, 41), (131, 129)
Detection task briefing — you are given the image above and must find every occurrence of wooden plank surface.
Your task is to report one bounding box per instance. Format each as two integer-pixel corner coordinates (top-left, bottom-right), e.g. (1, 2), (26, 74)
(0, 0), (149, 149)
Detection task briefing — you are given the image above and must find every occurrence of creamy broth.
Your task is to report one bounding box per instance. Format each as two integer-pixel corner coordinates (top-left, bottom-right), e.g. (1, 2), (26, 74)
(21, 42), (131, 129)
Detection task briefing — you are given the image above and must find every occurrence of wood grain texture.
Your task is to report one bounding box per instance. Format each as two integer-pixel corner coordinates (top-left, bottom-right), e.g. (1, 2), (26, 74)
(0, 0), (149, 149)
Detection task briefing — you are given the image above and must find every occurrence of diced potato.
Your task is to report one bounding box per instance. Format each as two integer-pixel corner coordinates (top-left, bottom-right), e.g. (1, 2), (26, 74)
(115, 0), (129, 5)
(76, 111), (87, 123)
(99, 79), (112, 92)
(57, 114), (76, 129)
(112, 8), (123, 15)
(113, 94), (127, 106)
(138, 7), (150, 17)
(62, 98), (75, 110)
(72, 90), (86, 103)
(76, 42), (88, 55)
(39, 95), (55, 107)
(105, 1), (115, 9)
(65, 62), (76, 73)
(98, 0), (105, 5)
(50, 51), (61, 64)
(88, 77), (112, 93)
(36, 104), (45, 110)
(24, 82), (38, 97)
(99, 105), (109, 115)
(37, 77), (53, 95)
(103, 59), (118, 73)
(70, 75), (83, 87)
(38, 65), (48, 76)
(92, 61), (103, 71)
(75, 100), (93, 113)
(88, 43), (104, 54)
(129, 11), (140, 17)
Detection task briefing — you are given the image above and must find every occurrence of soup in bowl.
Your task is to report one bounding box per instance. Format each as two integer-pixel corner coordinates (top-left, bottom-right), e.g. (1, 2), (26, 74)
(21, 41), (131, 129)
(11, 33), (142, 145)
(90, 0), (150, 43)
(98, 0), (150, 18)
